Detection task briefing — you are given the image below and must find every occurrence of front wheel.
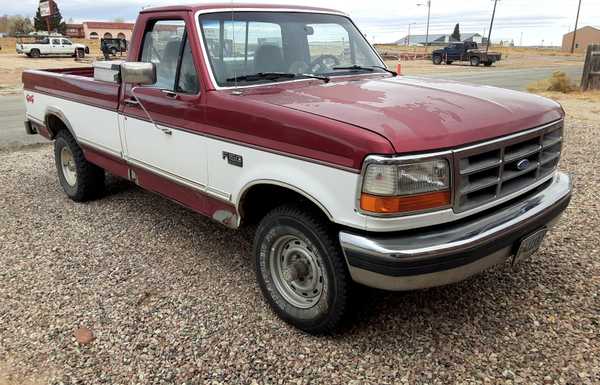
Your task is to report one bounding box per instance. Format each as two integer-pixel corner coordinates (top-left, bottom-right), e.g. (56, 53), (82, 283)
(432, 55), (442, 65)
(470, 56), (480, 66)
(254, 205), (350, 334)
(484, 61), (493, 67)
(75, 49), (85, 59)
(54, 130), (104, 202)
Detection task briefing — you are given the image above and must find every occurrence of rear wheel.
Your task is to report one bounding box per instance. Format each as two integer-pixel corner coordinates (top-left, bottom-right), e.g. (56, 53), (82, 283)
(445, 60), (453, 65)
(432, 55), (442, 65)
(75, 49), (85, 59)
(470, 56), (480, 66)
(484, 61), (493, 67)
(30, 49), (41, 58)
(254, 204), (350, 334)
(110, 47), (117, 56)
(54, 130), (104, 202)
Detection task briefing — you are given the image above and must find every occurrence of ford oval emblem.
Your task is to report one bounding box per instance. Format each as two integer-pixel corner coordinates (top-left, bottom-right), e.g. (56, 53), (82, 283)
(516, 159), (530, 171)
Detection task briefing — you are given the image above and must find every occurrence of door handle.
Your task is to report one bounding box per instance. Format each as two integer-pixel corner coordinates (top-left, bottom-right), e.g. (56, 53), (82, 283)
(161, 89), (178, 99)
(123, 98), (139, 106)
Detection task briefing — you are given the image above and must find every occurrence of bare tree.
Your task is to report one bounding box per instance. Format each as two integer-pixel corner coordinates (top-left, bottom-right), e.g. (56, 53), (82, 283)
(8, 15), (34, 36)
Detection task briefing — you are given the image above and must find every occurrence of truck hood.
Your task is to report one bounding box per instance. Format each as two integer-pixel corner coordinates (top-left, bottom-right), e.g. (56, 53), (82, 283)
(239, 75), (563, 153)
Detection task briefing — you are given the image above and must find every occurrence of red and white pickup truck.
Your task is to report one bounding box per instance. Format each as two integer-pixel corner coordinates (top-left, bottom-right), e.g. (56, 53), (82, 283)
(23, 3), (571, 333)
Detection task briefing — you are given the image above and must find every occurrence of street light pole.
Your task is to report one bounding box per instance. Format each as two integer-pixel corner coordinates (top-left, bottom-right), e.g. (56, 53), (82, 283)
(417, 1), (431, 52)
(486, 0), (499, 53)
(570, 0), (582, 53)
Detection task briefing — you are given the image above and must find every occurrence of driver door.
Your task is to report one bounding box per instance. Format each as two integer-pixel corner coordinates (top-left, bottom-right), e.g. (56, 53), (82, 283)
(121, 18), (206, 189)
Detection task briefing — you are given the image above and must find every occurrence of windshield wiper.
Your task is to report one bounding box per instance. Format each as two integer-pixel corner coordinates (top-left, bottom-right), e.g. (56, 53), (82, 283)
(226, 72), (295, 82)
(226, 72), (329, 83)
(332, 65), (397, 76)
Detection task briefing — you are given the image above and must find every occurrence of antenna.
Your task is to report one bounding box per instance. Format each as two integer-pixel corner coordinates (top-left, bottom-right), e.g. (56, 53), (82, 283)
(231, 0), (237, 89)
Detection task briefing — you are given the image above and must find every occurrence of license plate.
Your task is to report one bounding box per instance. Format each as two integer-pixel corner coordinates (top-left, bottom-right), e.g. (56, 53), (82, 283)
(513, 228), (547, 266)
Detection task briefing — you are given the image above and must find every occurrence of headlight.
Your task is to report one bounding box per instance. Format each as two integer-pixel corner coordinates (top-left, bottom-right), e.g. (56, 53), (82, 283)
(360, 158), (451, 214)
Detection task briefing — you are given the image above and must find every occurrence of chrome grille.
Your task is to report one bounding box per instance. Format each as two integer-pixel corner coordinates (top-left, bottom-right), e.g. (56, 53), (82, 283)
(454, 120), (563, 212)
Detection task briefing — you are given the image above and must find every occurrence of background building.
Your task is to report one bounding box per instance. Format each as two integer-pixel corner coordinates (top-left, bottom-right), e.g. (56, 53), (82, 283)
(65, 23), (84, 38)
(562, 26), (600, 53)
(82, 21), (134, 40)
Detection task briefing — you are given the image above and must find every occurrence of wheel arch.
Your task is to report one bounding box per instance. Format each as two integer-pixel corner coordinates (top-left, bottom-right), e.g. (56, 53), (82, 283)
(44, 107), (77, 140)
(236, 179), (334, 226)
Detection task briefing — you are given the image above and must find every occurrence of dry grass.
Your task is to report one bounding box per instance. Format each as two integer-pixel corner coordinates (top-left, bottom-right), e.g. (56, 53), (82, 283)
(527, 71), (579, 93)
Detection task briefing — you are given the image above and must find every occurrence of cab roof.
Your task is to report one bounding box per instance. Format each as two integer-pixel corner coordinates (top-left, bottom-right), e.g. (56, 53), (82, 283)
(140, 3), (345, 15)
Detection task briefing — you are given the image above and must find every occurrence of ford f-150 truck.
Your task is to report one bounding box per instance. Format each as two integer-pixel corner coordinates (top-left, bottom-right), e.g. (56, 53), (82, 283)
(22, 3), (572, 334)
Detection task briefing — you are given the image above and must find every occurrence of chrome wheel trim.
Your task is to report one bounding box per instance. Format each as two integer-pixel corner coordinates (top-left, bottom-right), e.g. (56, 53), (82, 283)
(60, 146), (77, 187)
(269, 235), (325, 309)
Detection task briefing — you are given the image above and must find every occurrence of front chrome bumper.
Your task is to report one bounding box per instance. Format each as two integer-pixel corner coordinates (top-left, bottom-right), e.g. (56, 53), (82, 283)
(339, 172), (572, 291)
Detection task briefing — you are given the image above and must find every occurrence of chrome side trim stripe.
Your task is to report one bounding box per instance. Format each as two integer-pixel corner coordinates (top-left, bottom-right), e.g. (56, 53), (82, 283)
(79, 138), (122, 158)
(125, 157), (209, 194)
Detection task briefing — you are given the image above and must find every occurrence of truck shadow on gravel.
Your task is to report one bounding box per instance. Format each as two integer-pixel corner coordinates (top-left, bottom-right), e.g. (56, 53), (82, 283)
(100, 176), (543, 338)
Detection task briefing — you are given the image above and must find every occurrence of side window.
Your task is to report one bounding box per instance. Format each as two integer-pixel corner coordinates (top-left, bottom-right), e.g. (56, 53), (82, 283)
(140, 20), (186, 90)
(62, 39), (72, 45)
(52, 39), (61, 45)
(176, 37), (199, 94)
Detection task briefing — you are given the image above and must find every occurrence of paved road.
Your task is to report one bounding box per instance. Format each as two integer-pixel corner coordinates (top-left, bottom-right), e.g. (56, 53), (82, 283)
(425, 65), (583, 90)
(0, 65), (584, 149)
(1, 94), (48, 149)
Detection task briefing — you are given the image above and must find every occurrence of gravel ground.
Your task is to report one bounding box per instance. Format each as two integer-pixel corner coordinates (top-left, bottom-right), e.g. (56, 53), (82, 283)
(0, 117), (599, 385)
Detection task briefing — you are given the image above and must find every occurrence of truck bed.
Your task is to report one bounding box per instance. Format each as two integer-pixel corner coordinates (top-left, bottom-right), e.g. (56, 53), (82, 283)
(22, 67), (120, 111)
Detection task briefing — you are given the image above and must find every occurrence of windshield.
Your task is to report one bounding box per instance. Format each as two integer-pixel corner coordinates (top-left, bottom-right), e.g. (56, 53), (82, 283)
(198, 12), (385, 87)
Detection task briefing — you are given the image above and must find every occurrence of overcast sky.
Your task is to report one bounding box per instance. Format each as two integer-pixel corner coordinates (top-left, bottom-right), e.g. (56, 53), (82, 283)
(5, 0), (600, 46)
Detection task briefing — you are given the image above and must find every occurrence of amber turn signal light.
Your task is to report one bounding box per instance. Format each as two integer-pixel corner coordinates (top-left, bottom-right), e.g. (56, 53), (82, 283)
(360, 190), (451, 214)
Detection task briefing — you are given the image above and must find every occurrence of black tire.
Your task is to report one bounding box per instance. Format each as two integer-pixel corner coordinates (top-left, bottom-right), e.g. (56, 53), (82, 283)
(432, 55), (442, 65)
(75, 49), (85, 59)
(484, 61), (493, 67)
(110, 47), (117, 56)
(470, 56), (480, 66)
(54, 130), (104, 202)
(30, 49), (41, 58)
(254, 204), (350, 334)
(445, 60), (453, 65)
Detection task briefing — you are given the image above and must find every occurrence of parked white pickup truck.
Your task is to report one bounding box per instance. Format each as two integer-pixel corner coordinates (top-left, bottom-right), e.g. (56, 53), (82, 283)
(16, 36), (89, 58)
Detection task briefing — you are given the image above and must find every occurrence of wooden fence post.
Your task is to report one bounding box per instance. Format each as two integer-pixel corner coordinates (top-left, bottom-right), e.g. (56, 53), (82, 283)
(581, 44), (600, 91)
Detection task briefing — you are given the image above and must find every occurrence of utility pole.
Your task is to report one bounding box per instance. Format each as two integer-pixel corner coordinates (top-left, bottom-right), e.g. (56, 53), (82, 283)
(406, 22), (416, 46)
(486, 0), (499, 53)
(520, 31), (523, 47)
(417, 1), (431, 52)
(570, 0), (582, 53)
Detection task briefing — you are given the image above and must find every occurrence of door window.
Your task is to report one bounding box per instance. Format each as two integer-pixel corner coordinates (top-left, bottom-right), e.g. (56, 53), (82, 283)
(61, 39), (72, 45)
(52, 39), (61, 45)
(176, 37), (199, 94)
(140, 20), (186, 90)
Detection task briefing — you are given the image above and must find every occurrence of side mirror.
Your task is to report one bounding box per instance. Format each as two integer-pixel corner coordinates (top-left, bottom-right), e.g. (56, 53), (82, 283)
(121, 62), (156, 85)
